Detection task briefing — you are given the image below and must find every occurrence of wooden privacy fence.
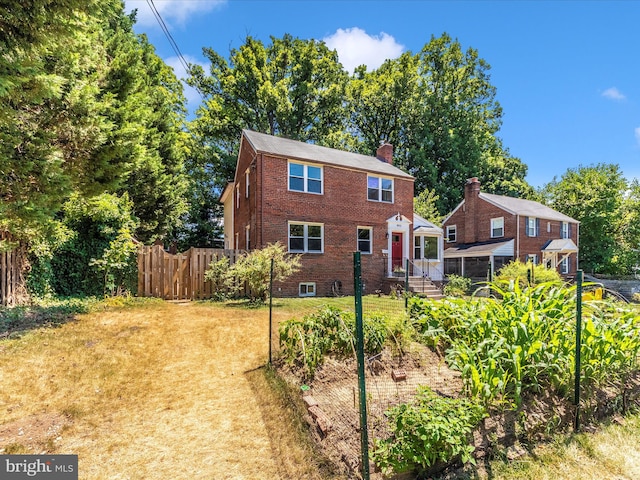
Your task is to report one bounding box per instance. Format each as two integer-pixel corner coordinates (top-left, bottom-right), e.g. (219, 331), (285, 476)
(137, 246), (243, 300)
(1, 232), (24, 307)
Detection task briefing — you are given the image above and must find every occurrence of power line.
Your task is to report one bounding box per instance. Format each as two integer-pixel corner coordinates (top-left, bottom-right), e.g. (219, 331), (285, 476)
(145, 0), (206, 101)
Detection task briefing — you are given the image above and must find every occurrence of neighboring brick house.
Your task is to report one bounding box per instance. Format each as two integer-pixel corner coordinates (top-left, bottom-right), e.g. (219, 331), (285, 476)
(442, 177), (580, 281)
(221, 129), (417, 296)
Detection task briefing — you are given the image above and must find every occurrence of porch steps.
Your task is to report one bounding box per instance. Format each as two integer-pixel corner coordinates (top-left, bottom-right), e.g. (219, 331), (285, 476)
(381, 276), (444, 300)
(407, 276), (444, 300)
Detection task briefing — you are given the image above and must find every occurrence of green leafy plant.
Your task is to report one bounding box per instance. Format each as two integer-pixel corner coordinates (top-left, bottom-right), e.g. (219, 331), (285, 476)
(495, 260), (563, 287)
(278, 306), (395, 378)
(443, 274), (471, 297)
(205, 242), (300, 302)
(372, 386), (486, 476)
(409, 281), (640, 409)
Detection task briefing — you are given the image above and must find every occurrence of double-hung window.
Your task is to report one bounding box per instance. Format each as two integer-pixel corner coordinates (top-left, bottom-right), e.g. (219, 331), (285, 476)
(367, 176), (393, 203)
(491, 217), (504, 238)
(357, 227), (372, 254)
(288, 162), (322, 194)
(526, 217), (539, 237)
(561, 221), (569, 239)
(446, 225), (457, 243)
(288, 222), (323, 253)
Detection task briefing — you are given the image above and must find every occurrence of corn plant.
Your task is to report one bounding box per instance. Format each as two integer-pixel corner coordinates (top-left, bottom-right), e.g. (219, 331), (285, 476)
(409, 281), (640, 409)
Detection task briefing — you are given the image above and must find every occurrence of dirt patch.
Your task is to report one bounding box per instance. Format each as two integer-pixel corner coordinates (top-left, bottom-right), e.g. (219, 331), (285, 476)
(0, 413), (69, 454)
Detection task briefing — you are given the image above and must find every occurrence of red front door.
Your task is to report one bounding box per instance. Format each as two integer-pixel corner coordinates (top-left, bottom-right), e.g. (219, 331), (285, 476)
(391, 233), (403, 270)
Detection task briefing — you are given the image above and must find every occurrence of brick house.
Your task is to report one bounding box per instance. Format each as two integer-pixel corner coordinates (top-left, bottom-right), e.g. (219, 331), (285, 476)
(442, 177), (580, 281)
(220, 129), (420, 296)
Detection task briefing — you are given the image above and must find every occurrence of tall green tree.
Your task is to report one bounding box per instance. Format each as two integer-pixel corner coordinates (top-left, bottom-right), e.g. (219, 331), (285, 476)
(183, 34), (349, 245)
(540, 163), (635, 274)
(346, 33), (532, 214)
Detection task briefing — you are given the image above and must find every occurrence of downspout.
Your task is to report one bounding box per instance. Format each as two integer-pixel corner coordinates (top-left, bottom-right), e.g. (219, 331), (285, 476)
(516, 214), (520, 261)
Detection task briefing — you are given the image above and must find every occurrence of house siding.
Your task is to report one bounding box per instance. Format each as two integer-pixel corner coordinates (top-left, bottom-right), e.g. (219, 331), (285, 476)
(233, 134), (414, 296)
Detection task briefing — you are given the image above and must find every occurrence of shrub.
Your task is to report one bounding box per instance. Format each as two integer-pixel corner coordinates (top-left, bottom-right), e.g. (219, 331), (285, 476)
(443, 274), (471, 297)
(495, 260), (562, 287)
(372, 386), (486, 476)
(205, 242), (300, 302)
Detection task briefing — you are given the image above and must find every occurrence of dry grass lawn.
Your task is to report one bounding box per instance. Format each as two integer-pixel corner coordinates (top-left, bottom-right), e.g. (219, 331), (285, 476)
(0, 300), (335, 480)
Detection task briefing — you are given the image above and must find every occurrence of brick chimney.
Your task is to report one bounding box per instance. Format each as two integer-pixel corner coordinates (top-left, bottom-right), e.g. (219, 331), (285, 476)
(464, 177), (481, 244)
(376, 143), (393, 164)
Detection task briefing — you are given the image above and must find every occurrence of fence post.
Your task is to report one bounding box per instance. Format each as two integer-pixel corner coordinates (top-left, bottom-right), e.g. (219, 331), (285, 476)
(574, 269), (583, 432)
(404, 257), (409, 309)
(268, 258), (274, 366)
(354, 252), (370, 480)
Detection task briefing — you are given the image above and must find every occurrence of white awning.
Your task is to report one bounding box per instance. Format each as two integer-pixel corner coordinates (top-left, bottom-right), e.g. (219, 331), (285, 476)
(542, 238), (578, 253)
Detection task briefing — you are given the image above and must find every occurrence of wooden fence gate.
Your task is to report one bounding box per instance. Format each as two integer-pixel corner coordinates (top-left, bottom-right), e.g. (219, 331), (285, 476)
(1, 232), (24, 307)
(137, 246), (242, 300)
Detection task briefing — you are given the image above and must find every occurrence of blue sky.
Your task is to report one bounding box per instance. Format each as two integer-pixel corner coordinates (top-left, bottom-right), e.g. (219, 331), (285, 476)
(125, 0), (640, 188)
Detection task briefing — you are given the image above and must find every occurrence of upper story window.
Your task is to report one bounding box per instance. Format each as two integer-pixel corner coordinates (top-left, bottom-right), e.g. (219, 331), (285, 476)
(245, 169), (250, 198)
(367, 176), (393, 203)
(561, 221), (569, 239)
(235, 184), (240, 209)
(288, 162), (322, 194)
(357, 227), (372, 254)
(446, 225), (457, 243)
(526, 217), (539, 237)
(288, 222), (323, 253)
(491, 217), (504, 238)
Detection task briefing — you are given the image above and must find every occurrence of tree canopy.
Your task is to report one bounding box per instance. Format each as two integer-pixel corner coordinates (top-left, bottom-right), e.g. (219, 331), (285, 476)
(540, 163), (640, 274)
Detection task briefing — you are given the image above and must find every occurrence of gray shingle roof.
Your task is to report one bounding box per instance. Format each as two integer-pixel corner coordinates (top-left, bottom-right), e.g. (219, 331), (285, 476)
(480, 192), (579, 223)
(242, 129), (413, 179)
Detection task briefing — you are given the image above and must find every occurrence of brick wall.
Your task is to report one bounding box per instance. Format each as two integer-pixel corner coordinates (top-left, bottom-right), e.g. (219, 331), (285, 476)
(239, 147), (414, 296)
(443, 192), (579, 276)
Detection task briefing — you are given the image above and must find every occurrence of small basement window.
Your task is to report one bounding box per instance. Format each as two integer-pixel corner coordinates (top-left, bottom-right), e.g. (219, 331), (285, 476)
(299, 282), (316, 297)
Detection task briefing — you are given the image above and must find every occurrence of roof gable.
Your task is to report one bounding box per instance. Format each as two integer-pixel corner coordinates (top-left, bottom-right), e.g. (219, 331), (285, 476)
(242, 129), (413, 179)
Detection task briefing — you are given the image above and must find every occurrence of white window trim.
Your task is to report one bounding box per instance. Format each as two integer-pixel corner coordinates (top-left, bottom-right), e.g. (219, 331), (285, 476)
(288, 221), (324, 254)
(367, 175), (394, 203)
(357, 226), (373, 254)
(527, 254), (538, 265)
(235, 184), (240, 209)
(491, 217), (504, 238)
(560, 256), (570, 274)
(299, 282), (316, 297)
(446, 225), (457, 243)
(288, 161), (323, 194)
(527, 217), (538, 237)
(414, 235), (439, 261)
(245, 225), (250, 250)
(245, 169), (250, 198)
(561, 222), (569, 239)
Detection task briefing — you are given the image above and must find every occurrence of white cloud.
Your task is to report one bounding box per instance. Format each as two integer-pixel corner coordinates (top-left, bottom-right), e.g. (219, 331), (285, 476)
(602, 87), (626, 101)
(635, 127), (640, 146)
(323, 27), (404, 73)
(165, 55), (207, 113)
(124, 0), (225, 28)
